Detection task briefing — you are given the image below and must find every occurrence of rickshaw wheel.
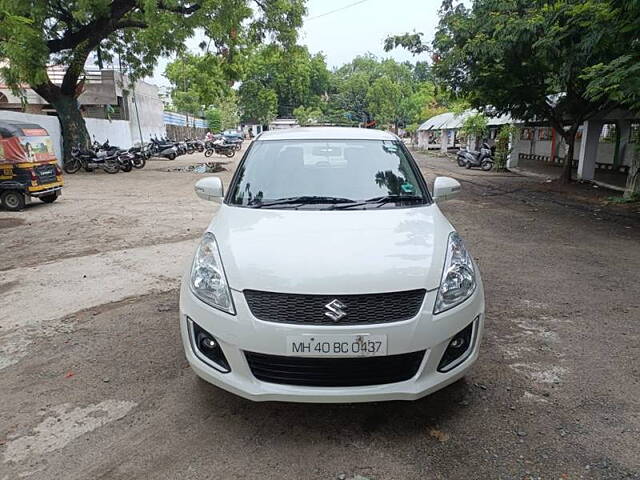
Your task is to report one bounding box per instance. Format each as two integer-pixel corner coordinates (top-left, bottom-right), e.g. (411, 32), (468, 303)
(1, 190), (26, 211)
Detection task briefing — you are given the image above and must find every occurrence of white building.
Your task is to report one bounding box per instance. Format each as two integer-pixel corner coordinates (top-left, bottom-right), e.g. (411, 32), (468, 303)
(416, 108), (638, 189)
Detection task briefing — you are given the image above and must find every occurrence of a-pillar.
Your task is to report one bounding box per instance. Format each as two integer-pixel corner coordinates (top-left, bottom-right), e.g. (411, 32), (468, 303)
(440, 129), (449, 153)
(577, 120), (603, 181)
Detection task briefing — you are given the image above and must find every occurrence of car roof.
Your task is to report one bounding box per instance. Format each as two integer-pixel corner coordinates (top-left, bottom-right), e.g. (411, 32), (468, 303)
(257, 127), (399, 142)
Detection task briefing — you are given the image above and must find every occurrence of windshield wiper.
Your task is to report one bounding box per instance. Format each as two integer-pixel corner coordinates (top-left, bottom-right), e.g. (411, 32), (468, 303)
(248, 196), (356, 208)
(331, 195), (426, 210)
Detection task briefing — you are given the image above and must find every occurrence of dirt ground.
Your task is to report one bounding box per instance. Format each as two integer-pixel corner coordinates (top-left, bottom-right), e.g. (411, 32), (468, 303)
(1, 147), (639, 480)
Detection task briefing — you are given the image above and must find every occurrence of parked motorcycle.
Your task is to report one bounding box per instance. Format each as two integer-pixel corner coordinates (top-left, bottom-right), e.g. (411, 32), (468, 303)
(64, 145), (120, 174)
(457, 141), (495, 171)
(204, 140), (236, 158)
(93, 140), (133, 172)
(128, 144), (150, 169)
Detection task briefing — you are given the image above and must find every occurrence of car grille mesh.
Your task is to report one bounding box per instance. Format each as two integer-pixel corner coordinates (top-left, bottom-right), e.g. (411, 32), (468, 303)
(243, 289), (426, 325)
(244, 351), (426, 387)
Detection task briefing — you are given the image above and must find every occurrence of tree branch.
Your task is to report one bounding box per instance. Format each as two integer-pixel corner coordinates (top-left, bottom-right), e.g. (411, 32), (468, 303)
(156, 1), (201, 15)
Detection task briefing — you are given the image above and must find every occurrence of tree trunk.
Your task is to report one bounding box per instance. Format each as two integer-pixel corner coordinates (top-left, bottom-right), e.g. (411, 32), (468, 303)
(624, 146), (640, 200)
(560, 127), (578, 184)
(51, 94), (91, 160)
(33, 80), (91, 162)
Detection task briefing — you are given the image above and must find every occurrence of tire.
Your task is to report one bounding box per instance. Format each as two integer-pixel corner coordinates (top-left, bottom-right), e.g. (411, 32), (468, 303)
(457, 157), (466, 167)
(40, 193), (58, 204)
(187, 148), (195, 155)
(465, 162), (471, 169)
(168, 152), (176, 160)
(235, 144), (241, 151)
(196, 145), (204, 152)
(204, 149), (214, 158)
(1, 190), (26, 211)
(481, 160), (494, 171)
(132, 157), (146, 169)
(224, 149), (235, 158)
(120, 159), (133, 172)
(103, 159), (120, 174)
(63, 158), (82, 174)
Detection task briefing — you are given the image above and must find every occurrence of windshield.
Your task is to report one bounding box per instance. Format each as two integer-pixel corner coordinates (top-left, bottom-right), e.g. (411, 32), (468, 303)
(228, 139), (430, 209)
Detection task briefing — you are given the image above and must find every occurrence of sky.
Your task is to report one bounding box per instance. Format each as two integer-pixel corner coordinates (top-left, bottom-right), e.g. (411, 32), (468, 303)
(149, 0), (443, 91)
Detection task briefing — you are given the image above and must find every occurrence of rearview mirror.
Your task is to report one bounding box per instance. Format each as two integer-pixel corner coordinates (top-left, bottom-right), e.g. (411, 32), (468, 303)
(194, 177), (224, 202)
(433, 176), (461, 202)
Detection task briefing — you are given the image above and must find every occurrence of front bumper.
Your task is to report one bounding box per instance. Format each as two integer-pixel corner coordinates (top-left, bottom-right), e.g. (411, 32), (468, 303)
(179, 280), (485, 403)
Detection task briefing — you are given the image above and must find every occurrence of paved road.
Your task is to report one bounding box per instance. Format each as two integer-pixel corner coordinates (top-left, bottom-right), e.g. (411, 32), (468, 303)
(1, 150), (639, 480)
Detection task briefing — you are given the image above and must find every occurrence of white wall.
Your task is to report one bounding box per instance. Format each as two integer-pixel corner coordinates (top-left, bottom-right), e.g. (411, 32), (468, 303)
(0, 111), (144, 163)
(85, 118), (132, 148)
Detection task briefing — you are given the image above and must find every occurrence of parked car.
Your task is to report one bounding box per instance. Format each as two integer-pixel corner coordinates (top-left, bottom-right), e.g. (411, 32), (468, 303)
(181, 127), (484, 403)
(0, 121), (63, 211)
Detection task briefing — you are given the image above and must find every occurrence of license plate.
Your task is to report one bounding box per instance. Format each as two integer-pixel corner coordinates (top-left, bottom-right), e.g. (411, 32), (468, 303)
(286, 334), (387, 357)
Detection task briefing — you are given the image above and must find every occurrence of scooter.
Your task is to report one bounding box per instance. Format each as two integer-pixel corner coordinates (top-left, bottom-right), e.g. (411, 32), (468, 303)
(457, 141), (495, 171)
(150, 137), (178, 160)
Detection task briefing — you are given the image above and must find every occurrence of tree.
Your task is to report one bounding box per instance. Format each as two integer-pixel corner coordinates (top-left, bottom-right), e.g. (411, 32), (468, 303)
(581, 0), (640, 199)
(459, 113), (488, 149)
(165, 53), (230, 115)
(293, 106), (322, 126)
(238, 45), (330, 119)
(0, 0), (305, 159)
(205, 94), (239, 132)
(238, 79), (278, 125)
(389, 1), (625, 183)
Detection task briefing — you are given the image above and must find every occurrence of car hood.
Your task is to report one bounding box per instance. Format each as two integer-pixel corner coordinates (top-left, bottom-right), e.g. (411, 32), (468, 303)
(209, 204), (454, 294)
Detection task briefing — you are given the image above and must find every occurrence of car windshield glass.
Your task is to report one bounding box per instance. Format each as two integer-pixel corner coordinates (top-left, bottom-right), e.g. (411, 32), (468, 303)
(228, 139), (429, 209)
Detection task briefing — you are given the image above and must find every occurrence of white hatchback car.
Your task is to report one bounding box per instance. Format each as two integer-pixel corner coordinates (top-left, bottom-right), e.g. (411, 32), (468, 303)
(180, 127), (484, 403)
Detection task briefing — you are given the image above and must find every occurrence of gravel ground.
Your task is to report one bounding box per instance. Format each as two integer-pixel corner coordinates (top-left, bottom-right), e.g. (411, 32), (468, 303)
(1, 147), (639, 480)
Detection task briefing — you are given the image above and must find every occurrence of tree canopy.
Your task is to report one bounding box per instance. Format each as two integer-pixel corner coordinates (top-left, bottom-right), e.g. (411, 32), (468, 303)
(388, 0), (634, 184)
(0, 0), (305, 156)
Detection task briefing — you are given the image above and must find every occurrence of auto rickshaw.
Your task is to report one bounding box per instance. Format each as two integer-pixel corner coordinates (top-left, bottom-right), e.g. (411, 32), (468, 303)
(0, 121), (63, 211)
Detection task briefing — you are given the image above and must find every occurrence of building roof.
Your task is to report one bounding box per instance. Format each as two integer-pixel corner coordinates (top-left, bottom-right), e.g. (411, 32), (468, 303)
(258, 127), (399, 141)
(418, 110), (514, 131)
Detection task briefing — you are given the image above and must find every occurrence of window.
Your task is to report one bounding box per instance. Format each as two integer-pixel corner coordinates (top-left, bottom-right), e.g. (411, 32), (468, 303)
(600, 123), (616, 143)
(520, 128), (533, 140)
(229, 139), (429, 209)
(538, 127), (552, 141)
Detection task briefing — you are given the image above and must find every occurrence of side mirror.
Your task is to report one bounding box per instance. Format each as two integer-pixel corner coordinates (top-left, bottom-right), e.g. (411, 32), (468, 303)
(433, 176), (461, 202)
(194, 177), (224, 202)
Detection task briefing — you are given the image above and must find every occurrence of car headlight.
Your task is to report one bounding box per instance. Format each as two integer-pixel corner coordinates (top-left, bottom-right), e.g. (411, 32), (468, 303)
(190, 233), (235, 314)
(434, 232), (476, 314)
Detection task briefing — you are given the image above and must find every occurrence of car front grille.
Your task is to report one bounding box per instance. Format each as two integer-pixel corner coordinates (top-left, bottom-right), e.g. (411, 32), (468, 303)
(244, 351), (426, 387)
(243, 289), (426, 325)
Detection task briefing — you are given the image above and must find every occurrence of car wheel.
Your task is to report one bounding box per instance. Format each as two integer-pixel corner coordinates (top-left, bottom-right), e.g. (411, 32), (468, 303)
(40, 193), (58, 203)
(1, 190), (26, 211)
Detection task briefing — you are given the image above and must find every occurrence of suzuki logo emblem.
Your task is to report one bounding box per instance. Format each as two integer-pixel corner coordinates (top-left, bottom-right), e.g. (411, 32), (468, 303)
(324, 299), (347, 321)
